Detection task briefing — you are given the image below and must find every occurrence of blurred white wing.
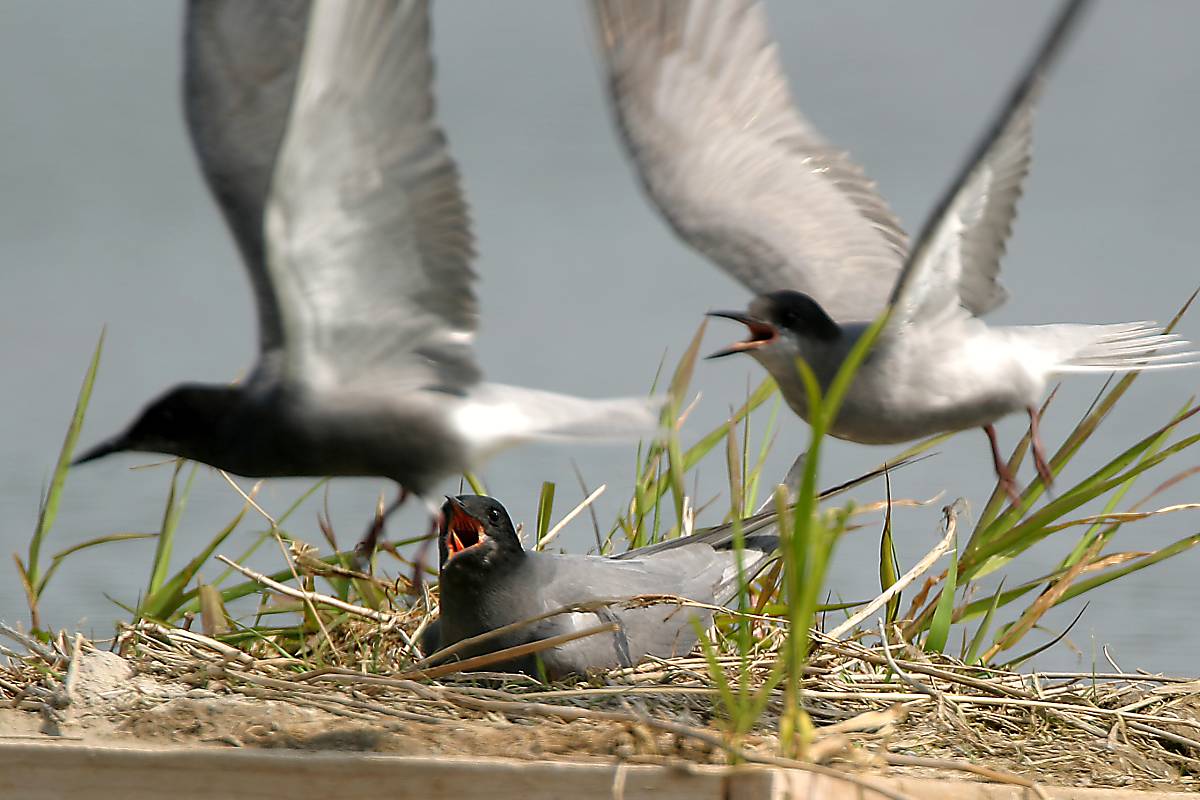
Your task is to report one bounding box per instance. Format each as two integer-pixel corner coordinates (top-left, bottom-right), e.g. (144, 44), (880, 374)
(889, 0), (1090, 327)
(183, 0), (310, 354)
(265, 0), (479, 392)
(592, 0), (907, 322)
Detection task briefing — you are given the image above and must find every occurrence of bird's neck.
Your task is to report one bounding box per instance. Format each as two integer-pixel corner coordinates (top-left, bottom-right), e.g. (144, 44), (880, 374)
(439, 547), (526, 592)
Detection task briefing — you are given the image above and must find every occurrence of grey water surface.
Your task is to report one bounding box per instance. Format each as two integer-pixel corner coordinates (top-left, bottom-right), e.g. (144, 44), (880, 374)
(2, 2), (1198, 672)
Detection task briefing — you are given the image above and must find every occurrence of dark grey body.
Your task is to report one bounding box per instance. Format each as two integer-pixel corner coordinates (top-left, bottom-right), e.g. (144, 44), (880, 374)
(131, 380), (468, 497)
(430, 521), (777, 678)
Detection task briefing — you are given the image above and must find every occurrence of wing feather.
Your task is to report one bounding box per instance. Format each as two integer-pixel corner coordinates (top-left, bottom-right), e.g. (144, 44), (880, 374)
(889, 0), (1091, 327)
(592, 0), (907, 322)
(266, 0), (479, 391)
(183, 0), (310, 353)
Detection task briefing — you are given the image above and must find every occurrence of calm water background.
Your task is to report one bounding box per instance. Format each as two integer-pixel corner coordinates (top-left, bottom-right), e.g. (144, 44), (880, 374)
(2, 2), (1198, 671)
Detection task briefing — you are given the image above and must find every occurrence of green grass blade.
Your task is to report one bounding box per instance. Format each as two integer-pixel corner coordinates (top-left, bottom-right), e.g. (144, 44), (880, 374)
(964, 578), (1006, 664)
(145, 461), (198, 596)
(924, 540), (958, 653)
(668, 320), (707, 407)
(534, 482), (555, 550)
(36, 532), (156, 599)
(963, 409), (1200, 577)
(1000, 603), (1090, 671)
(29, 330), (105, 588)
(176, 553), (347, 615)
(1059, 399), (1189, 569)
(140, 498), (252, 621)
(743, 395), (781, 513)
(725, 420), (744, 520)
(1054, 532), (1200, 607)
(633, 378), (776, 532)
(665, 417), (688, 529)
(878, 473), (900, 625)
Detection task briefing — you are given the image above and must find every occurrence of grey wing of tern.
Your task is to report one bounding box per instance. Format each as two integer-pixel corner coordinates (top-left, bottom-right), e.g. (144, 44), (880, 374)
(590, 0), (907, 323)
(886, 0), (1083, 327)
(265, 0), (480, 394)
(184, 0), (311, 354)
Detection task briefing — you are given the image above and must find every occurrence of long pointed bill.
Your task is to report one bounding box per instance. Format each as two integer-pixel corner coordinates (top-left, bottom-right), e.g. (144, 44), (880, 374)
(71, 434), (129, 467)
(704, 310), (779, 359)
(442, 496), (488, 558)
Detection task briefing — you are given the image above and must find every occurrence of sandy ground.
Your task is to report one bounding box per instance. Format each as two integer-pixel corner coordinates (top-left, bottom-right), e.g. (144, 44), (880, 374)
(0, 649), (711, 764)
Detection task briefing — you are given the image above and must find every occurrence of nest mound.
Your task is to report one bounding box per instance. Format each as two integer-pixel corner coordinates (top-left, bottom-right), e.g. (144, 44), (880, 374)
(3, 621), (1199, 795)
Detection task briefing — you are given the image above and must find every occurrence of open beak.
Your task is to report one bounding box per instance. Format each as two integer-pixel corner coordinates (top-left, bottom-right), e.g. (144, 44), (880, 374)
(443, 496), (488, 558)
(71, 434), (128, 467)
(704, 310), (779, 359)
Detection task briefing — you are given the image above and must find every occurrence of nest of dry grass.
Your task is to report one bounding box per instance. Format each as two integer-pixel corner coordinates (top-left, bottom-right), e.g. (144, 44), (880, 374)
(4, 616), (1199, 797)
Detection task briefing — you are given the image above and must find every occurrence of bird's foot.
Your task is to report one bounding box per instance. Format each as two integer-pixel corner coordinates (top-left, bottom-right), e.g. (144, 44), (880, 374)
(997, 470), (1022, 507)
(1027, 405), (1056, 492)
(351, 488), (410, 573)
(983, 424), (1022, 507)
(1032, 446), (1055, 491)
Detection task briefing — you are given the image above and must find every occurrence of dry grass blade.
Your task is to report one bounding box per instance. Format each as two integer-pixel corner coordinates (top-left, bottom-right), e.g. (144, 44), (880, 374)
(414, 597), (635, 669)
(879, 753), (1048, 799)
(827, 504), (959, 639)
(537, 484), (606, 550)
(215, 555), (397, 625)
(401, 622), (620, 681)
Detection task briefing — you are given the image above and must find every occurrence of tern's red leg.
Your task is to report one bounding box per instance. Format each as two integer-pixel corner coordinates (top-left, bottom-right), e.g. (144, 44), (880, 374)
(984, 424), (1021, 506)
(353, 487), (409, 570)
(1027, 405), (1055, 489)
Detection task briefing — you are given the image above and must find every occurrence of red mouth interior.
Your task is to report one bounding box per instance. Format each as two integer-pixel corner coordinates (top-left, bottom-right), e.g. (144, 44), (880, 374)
(721, 319), (778, 353)
(446, 507), (487, 557)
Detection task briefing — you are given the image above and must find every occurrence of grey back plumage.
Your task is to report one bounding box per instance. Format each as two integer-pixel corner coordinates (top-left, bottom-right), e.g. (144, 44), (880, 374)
(436, 527), (777, 678)
(528, 542), (770, 675)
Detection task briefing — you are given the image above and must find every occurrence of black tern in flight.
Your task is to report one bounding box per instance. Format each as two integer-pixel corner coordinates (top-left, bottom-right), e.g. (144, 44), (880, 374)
(592, 0), (1196, 502)
(73, 0), (662, 554)
(424, 495), (778, 678)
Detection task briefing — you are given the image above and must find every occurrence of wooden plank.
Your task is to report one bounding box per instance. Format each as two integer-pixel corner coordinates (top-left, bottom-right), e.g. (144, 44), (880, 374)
(757, 771), (1196, 800)
(0, 743), (729, 800)
(0, 741), (1192, 800)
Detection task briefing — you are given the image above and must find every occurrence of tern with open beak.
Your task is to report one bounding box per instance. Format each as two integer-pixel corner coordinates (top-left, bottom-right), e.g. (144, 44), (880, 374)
(426, 495), (779, 678)
(591, 0), (1196, 503)
(72, 0), (663, 558)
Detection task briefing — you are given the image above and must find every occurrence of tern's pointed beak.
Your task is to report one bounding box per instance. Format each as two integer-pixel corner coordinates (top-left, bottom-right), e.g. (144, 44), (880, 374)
(71, 434), (129, 467)
(704, 310), (779, 359)
(442, 496), (487, 558)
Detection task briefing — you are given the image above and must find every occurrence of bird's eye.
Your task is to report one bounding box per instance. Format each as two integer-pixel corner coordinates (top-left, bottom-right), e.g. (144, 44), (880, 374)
(487, 508), (501, 523)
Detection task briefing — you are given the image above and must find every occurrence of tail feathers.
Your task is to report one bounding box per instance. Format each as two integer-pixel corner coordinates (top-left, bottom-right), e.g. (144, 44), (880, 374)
(714, 547), (778, 608)
(1052, 322), (1200, 374)
(456, 383), (665, 458)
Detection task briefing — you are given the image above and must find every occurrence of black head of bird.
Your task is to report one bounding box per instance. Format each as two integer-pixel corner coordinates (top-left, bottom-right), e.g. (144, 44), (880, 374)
(438, 494), (525, 573)
(706, 290), (841, 360)
(72, 384), (242, 468)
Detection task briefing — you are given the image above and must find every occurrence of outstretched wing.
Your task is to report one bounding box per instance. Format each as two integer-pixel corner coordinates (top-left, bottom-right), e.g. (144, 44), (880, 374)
(183, 0), (310, 354)
(888, 0), (1092, 327)
(266, 0), (479, 392)
(592, 0), (907, 322)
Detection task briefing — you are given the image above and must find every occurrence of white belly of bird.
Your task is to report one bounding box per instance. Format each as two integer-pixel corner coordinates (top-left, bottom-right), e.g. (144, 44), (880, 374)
(833, 328), (1043, 443)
